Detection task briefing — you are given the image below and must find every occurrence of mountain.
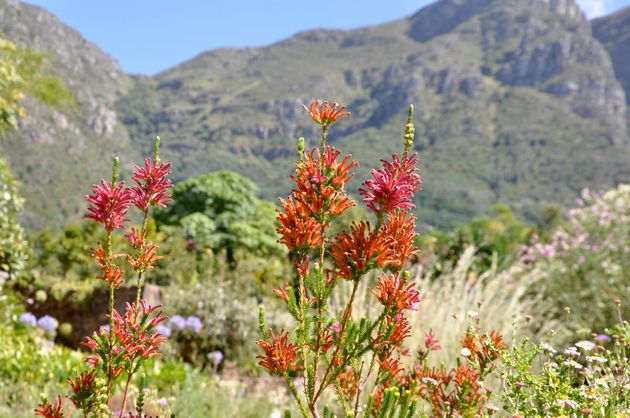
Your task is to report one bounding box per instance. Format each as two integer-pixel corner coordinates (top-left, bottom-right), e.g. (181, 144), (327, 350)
(0, 0), (138, 228)
(2, 0), (630, 230)
(593, 5), (630, 106)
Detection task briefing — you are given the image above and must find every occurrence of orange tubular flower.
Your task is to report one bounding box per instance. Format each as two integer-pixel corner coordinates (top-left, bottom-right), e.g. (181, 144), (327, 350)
(377, 349), (405, 381)
(256, 329), (301, 374)
(276, 196), (323, 254)
(127, 242), (161, 272)
(461, 330), (505, 370)
(91, 243), (125, 289)
(371, 273), (421, 312)
(35, 395), (67, 418)
(385, 313), (412, 347)
(295, 147), (357, 192)
(290, 147), (357, 222)
(330, 221), (395, 280)
(380, 211), (419, 270)
(303, 100), (350, 126)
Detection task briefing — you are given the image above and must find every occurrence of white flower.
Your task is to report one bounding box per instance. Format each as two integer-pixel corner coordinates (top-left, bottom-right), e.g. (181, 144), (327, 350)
(575, 340), (596, 351)
(421, 377), (438, 386)
(557, 399), (579, 410)
(564, 346), (579, 356)
(585, 356), (607, 364)
(541, 343), (557, 354)
(563, 359), (583, 369)
(461, 348), (471, 357)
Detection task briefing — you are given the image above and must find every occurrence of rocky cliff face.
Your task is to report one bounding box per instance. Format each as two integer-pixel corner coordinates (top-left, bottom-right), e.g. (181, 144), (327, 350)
(593, 6), (630, 107)
(0, 0), (137, 228)
(2, 0), (630, 228)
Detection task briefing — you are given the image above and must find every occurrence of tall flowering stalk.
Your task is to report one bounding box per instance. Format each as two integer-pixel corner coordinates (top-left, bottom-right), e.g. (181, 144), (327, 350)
(36, 137), (172, 418)
(258, 101), (424, 417)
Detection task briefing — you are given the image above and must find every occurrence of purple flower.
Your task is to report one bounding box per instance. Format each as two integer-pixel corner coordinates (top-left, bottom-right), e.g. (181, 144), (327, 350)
(19, 312), (37, 327)
(186, 316), (203, 333)
(169, 315), (186, 330)
(37, 315), (59, 332)
(156, 324), (171, 338)
(594, 334), (611, 343)
(207, 350), (224, 367)
(158, 399), (169, 408)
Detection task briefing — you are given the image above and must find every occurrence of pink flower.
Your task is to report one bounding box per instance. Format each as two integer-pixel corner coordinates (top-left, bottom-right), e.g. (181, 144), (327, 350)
(130, 158), (173, 210)
(425, 331), (441, 351)
(360, 153), (421, 215)
(85, 180), (133, 231)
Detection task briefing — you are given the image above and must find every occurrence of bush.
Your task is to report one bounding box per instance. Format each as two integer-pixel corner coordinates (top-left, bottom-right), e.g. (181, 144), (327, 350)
(522, 185), (630, 338)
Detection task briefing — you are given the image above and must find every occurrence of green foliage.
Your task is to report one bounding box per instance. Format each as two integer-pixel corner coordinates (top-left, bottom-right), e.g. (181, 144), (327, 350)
(0, 155), (28, 277)
(499, 324), (630, 416)
(0, 320), (84, 415)
(522, 184), (630, 338)
(157, 170), (285, 264)
(0, 35), (73, 134)
(417, 204), (531, 276)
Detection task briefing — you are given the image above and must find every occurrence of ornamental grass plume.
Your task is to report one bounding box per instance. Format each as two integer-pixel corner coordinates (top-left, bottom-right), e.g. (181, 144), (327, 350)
(36, 137), (173, 417)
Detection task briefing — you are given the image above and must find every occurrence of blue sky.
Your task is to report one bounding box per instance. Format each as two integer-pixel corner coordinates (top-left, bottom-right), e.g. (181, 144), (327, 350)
(25, 0), (630, 75)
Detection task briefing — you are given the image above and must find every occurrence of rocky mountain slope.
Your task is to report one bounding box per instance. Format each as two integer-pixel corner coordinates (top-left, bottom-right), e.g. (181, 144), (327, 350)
(0, 0), (138, 228)
(593, 5), (630, 106)
(2, 0), (630, 229)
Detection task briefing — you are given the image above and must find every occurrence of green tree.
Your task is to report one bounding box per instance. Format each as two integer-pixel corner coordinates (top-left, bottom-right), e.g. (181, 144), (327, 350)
(156, 170), (284, 265)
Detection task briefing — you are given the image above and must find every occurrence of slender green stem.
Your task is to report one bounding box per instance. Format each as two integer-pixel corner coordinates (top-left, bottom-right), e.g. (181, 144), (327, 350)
(285, 373), (311, 418)
(313, 278), (360, 403)
(134, 209), (150, 308)
(321, 125), (328, 152)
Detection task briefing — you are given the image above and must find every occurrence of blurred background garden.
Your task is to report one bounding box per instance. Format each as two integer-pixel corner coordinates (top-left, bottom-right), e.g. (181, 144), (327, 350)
(1, 0), (630, 416)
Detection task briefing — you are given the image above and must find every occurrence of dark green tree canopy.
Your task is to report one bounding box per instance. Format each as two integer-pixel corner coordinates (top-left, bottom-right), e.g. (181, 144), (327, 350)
(156, 170), (284, 259)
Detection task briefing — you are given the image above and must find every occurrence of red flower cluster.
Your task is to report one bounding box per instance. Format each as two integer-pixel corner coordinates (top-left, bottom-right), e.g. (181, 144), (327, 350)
(461, 329), (506, 371)
(67, 370), (97, 413)
(85, 180), (133, 231)
(130, 158), (173, 210)
(276, 145), (357, 265)
(83, 300), (168, 375)
(276, 196), (323, 255)
(291, 147), (357, 221)
(256, 329), (301, 374)
(360, 153), (421, 215)
(35, 395), (67, 418)
(381, 212), (418, 270)
(329, 221), (395, 279)
(371, 273), (421, 312)
(127, 241), (161, 273)
(91, 243), (125, 289)
(303, 100), (350, 126)
(424, 331), (441, 352)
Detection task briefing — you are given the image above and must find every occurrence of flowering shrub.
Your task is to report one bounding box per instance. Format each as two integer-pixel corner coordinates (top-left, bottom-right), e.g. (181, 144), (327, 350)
(499, 302), (630, 416)
(522, 185), (630, 335)
(35, 138), (173, 417)
(257, 101), (505, 417)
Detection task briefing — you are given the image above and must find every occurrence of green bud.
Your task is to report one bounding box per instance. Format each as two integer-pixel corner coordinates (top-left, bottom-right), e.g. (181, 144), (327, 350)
(154, 136), (161, 163)
(404, 104), (415, 152)
(112, 157), (120, 186)
(258, 305), (270, 339)
(297, 137), (305, 163)
(283, 410), (291, 418)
